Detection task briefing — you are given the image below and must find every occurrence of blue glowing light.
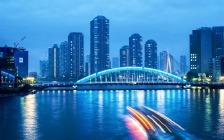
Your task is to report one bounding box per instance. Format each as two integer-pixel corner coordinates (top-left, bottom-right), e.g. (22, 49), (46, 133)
(1, 71), (15, 80)
(76, 67), (186, 84)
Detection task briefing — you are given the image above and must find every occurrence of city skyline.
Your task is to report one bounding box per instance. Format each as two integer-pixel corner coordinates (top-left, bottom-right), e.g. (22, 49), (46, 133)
(1, 0), (224, 72)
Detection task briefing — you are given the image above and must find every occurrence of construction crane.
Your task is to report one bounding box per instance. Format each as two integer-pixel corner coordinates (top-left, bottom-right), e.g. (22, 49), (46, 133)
(14, 36), (26, 48)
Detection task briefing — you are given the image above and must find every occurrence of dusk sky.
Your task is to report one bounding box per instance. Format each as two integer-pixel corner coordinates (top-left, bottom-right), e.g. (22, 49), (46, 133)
(1, 0), (224, 73)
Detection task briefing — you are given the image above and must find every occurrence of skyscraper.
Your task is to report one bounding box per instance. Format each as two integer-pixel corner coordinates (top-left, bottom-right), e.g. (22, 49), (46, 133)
(90, 15), (110, 74)
(48, 44), (59, 80)
(190, 27), (212, 74)
(145, 40), (157, 69)
(212, 26), (224, 58)
(59, 41), (68, 80)
(14, 48), (28, 78)
(129, 33), (142, 67)
(85, 55), (90, 76)
(120, 45), (129, 67)
(85, 55), (90, 63)
(0, 46), (16, 75)
(39, 59), (48, 78)
(112, 57), (119, 68)
(68, 32), (84, 81)
(0, 46), (28, 78)
(180, 55), (187, 75)
(211, 56), (224, 82)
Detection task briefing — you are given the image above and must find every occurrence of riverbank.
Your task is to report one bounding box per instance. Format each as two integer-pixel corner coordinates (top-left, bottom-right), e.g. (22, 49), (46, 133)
(0, 84), (37, 97)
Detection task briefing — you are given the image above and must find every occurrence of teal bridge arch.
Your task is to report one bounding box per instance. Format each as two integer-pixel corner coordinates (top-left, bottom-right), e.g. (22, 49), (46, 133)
(1, 71), (15, 80)
(76, 67), (186, 84)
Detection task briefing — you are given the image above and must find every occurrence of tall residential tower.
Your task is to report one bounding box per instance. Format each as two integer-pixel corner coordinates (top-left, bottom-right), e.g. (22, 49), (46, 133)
(68, 32), (84, 81)
(180, 55), (187, 75)
(145, 40), (157, 69)
(112, 57), (119, 68)
(129, 33), (143, 67)
(90, 16), (110, 74)
(120, 45), (129, 67)
(190, 27), (212, 74)
(212, 26), (224, 58)
(48, 44), (59, 80)
(59, 41), (68, 80)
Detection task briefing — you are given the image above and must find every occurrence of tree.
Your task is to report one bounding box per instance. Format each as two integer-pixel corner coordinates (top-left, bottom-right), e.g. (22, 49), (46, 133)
(186, 71), (198, 82)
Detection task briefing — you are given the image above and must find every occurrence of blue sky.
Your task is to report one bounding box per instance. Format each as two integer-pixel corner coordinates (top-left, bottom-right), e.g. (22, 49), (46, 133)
(1, 0), (224, 72)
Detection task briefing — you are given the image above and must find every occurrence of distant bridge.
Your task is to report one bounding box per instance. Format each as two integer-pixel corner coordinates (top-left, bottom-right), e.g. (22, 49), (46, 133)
(0, 71), (15, 80)
(32, 82), (75, 91)
(76, 67), (186, 90)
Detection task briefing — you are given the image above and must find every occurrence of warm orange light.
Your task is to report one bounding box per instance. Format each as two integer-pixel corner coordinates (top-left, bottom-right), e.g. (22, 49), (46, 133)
(26, 77), (34, 80)
(127, 106), (156, 132)
(144, 106), (184, 131)
(220, 76), (224, 80)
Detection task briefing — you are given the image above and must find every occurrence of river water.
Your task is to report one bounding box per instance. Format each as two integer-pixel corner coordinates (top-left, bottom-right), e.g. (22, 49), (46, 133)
(0, 89), (224, 140)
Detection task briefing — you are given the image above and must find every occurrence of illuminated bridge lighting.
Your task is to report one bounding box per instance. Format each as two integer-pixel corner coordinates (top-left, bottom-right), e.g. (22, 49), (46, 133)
(76, 67), (186, 84)
(0, 71), (15, 79)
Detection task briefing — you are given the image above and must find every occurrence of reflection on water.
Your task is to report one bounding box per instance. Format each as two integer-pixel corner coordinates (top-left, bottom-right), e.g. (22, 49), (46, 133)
(218, 90), (224, 138)
(21, 95), (38, 140)
(0, 89), (224, 140)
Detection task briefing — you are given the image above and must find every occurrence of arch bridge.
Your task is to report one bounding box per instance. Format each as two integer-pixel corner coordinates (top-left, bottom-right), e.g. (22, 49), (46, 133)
(76, 67), (186, 90)
(1, 71), (15, 80)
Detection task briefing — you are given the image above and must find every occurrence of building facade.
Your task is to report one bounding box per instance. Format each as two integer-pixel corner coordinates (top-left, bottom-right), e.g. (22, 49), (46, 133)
(0, 46), (16, 75)
(145, 40), (157, 69)
(112, 57), (119, 68)
(68, 32), (84, 81)
(129, 33), (143, 67)
(48, 44), (60, 80)
(59, 41), (68, 80)
(212, 26), (224, 58)
(211, 56), (224, 82)
(120, 45), (129, 67)
(190, 27), (212, 74)
(90, 15), (110, 74)
(0, 46), (28, 78)
(180, 55), (187, 75)
(14, 48), (28, 78)
(39, 59), (48, 78)
(85, 55), (90, 76)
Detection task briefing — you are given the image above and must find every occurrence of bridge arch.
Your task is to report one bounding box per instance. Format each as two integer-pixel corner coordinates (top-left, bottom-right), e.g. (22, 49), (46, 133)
(1, 71), (15, 80)
(76, 67), (186, 84)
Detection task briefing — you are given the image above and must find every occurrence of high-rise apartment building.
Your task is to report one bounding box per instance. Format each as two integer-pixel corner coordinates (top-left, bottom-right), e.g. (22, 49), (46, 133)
(180, 55), (187, 75)
(39, 59), (48, 78)
(85, 55), (90, 76)
(145, 40), (157, 69)
(112, 57), (119, 68)
(68, 32), (84, 81)
(211, 56), (224, 82)
(129, 33), (143, 67)
(90, 16), (110, 74)
(190, 27), (212, 74)
(48, 44), (59, 80)
(120, 45), (129, 67)
(212, 26), (224, 58)
(59, 41), (68, 80)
